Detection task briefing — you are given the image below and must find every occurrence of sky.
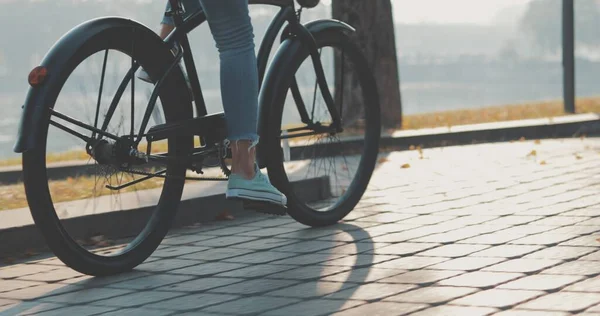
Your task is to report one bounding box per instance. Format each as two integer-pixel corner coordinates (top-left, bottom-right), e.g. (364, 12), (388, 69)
(0, 0), (534, 26)
(389, 0), (533, 25)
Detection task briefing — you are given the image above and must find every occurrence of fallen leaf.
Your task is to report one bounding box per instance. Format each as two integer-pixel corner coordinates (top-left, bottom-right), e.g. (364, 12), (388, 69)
(519, 137), (526, 142)
(378, 157), (388, 164)
(401, 163), (411, 169)
(534, 139), (541, 145)
(540, 160), (547, 165)
(575, 154), (583, 160)
(215, 210), (234, 221)
(527, 150), (537, 157)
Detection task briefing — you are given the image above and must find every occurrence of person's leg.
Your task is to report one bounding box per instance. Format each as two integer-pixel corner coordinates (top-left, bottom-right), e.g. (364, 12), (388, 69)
(198, 0), (259, 179)
(200, 0), (286, 206)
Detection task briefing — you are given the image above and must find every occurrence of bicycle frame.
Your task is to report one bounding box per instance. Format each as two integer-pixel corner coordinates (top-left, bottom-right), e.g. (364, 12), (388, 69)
(162, 0), (341, 130)
(13, 0), (354, 158)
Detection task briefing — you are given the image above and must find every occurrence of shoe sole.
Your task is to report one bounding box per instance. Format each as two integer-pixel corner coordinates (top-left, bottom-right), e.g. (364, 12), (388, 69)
(226, 188), (287, 205)
(226, 189), (288, 216)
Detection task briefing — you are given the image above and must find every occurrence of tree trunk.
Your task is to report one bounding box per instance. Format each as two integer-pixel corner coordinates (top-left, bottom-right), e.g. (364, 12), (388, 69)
(332, 0), (402, 129)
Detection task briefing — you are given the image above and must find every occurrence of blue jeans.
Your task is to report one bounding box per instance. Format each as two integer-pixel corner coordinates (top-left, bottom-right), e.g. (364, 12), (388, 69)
(163, 0), (259, 143)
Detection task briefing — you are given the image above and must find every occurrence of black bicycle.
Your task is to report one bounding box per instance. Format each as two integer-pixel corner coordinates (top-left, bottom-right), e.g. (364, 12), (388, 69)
(14, 0), (381, 276)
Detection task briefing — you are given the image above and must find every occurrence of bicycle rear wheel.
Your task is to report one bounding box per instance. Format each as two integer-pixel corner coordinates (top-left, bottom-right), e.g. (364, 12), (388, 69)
(22, 22), (193, 276)
(267, 29), (381, 227)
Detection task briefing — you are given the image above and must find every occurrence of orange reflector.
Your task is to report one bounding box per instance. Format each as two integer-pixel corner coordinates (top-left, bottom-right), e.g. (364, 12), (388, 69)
(28, 66), (48, 87)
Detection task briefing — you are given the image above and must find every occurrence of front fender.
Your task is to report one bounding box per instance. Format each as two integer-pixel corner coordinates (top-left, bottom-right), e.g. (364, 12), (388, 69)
(256, 19), (355, 168)
(14, 17), (165, 153)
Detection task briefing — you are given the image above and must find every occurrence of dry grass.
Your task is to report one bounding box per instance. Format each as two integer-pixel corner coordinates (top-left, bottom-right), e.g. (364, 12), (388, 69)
(5, 97), (597, 168)
(401, 96), (600, 131)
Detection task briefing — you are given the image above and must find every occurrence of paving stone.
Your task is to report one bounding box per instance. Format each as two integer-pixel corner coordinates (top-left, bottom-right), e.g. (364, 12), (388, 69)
(450, 289), (544, 308)
(458, 232), (528, 245)
(358, 213), (418, 223)
(159, 277), (244, 292)
(580, 251), (600, 261)
(0, 280), (45, 293)
(542, 260), (600, 276)
(385, 286), (478, 304)
(265, 265), (352, 280)
(563, 276), (600, 292)
(321, 267), (406, 283)
(378, 269), (464, 285)
(524, 246), (597, 260)
(99, 308), (173, 316)
(528, 216), (589, 226)
(481, 259), (563, 274)
(419, 244), (490, 257)
(90, 290), (185, 308)
(509, 233), (579, 246)
(151, 245), (210, 258)
(169, 261), (248, 276)
(0, 301), (65, 316)
(0, 283), (80, 300)
(497, 274), (584, 291)
(271, 240), (346, 253)
(136, 258), (199, 273)
(516, 292), (600, 312)
(374, 256), (449, 270)
(0, 264), (58, 280)
(264, 281), (359, 298)
(216, 263), (296, 278)
(408, 305), (498, 316)
(428, 257), (506, 271)
(470, 245), (543, 258)
(262, 299), (364, 316)
(105, 274), (195, 291)
(493, 310), (570, 316)
(208, 278), (299, 295)
(560, 235), (600, 247)
(325, 283), (416, 301)
(373, 243), (440, 256)
(40, 288), (133, 304)
(202, 296), (300, 315)
(144, 293), (238, 311)
(161, 234), (218, 245)
(229, 238), (299, 250)
(320, 254), (398, 267)
(438, 271), (524, 288)
(270, 253), (348, 266)
(34, 305), (117, 316)
(330, 302), (428, 316)
(221, 251), (297, 264)
(178, 247), (254, 261)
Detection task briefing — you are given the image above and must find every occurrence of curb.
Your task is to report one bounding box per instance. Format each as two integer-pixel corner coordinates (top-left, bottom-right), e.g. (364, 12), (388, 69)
(0, 177), (326, 258)
(1, 114), (599, 184)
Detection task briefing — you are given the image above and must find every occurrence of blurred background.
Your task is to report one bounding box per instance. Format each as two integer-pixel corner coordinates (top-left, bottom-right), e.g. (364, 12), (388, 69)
(0, 0), (598, 160)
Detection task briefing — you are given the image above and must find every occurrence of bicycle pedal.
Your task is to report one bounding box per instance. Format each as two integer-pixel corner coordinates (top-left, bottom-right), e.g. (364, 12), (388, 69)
(242, 200), (288, 216)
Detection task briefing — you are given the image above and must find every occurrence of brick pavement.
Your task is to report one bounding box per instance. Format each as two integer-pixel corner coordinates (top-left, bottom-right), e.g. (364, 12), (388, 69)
(1, 138), (600, 315)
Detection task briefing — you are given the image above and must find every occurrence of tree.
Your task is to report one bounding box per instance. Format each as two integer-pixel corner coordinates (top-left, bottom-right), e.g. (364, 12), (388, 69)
(332, 0), (403, 129)
(520, 0), (600, 54)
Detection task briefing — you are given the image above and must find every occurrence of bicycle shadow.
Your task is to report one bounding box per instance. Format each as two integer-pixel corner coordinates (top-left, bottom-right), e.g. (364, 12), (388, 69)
(1, 223), (375, 316)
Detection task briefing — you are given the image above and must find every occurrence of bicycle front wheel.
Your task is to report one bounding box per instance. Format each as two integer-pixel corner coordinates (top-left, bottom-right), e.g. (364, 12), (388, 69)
(22, 22), (193, 276)
(267, 29), (381, 227)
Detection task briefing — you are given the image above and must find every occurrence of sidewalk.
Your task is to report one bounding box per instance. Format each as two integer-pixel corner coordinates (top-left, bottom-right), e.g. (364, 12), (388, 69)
(1, 138), (600, 316)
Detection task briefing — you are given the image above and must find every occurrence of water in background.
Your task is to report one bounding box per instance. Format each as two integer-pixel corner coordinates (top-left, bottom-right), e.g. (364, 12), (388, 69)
(1, 0), (599, 159)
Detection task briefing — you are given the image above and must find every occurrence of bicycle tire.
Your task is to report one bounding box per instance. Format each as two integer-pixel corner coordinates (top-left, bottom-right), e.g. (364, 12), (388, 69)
(22, 21), (193, 276)
(266, 29), (381, 227)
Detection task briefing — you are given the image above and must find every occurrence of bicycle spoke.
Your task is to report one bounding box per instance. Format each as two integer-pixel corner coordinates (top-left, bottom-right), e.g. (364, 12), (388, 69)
(93, 49), (109, 139)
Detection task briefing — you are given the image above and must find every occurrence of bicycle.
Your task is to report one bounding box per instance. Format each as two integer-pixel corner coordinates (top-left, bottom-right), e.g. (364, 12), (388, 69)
(14, 0), (381, 276)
